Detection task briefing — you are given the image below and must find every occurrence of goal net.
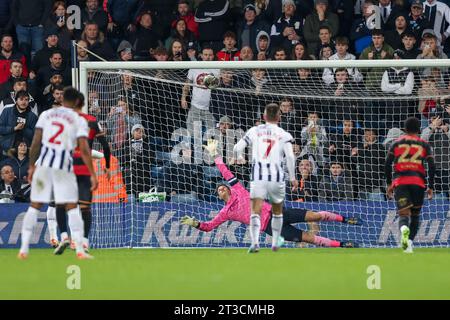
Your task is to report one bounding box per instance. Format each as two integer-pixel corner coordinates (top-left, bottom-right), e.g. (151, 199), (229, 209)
(80, 60), (450, 249)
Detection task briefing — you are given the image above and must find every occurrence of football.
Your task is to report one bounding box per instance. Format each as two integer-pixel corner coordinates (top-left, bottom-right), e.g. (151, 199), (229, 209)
(203, 74), (220, 89)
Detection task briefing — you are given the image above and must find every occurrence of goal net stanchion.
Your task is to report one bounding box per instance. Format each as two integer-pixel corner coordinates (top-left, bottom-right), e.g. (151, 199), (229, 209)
(79, 60), (450, 249)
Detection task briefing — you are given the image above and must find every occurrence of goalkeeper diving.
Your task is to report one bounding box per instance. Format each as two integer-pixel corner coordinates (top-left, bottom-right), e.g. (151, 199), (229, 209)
(181, 139), (360, 248)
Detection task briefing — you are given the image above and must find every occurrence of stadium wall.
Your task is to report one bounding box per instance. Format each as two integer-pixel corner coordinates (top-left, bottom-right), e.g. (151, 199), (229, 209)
(1, 202), (449, 249)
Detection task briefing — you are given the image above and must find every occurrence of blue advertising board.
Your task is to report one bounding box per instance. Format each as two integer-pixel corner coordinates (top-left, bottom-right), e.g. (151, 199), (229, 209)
(1, 201), (449, 249)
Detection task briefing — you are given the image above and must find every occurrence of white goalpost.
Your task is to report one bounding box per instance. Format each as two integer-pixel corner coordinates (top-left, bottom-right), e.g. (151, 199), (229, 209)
(79, 59), (450, 249)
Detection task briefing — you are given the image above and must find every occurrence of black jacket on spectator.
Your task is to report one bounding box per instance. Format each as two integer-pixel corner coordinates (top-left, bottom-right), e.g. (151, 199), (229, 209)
(11, 0), (51, 26)
(0, 178), (29, 202)
(106, 0), (131, 27)
(81, 7), (109, 34)
(402, 46), (421, 59)
(287, 173), (320, 202)
(270, 15), (303, 52)
(331, 0), (354, 37)
(122, 137), (153, 196)
(0, 0), (12, 30)
(45, 16), (74, 51)
(356, 140), (385, 191)
(408, 13), (431, 40)
(0, 104), (37, 151)
(31, 46), (70, 73)
(384, 29), (405, 50)
(195, 0), (230, 43)
(130, 0), (177, 39)
(36, 65), (71, 93)
(87, 38), (115, 61)
(0, 93), (38, 116)
(130, 26), (162, 59)
(236, 17), (270, 54)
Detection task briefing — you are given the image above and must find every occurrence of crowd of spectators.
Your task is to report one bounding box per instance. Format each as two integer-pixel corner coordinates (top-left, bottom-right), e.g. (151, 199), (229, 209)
(1, 0), (450, 202)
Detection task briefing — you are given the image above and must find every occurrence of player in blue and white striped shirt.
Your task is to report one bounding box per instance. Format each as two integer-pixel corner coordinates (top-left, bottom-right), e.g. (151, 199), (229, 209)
(234, 103), (298, 253)
(18, 88), (98, 260)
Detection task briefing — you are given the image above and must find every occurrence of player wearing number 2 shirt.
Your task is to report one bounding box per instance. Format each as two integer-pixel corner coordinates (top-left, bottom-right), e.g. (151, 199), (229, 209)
(234, 103), (298, 253)
(18, 88), (97, 260)
(385, 117), (435, 254)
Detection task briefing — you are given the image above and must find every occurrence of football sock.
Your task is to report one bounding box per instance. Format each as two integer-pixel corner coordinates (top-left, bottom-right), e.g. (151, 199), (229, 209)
(81, 207), (92, 247)
(46, 206), (58, 241)
(271, 214), (283, 247)
(399, 215), (410, 230)
(318, 211), (344, 222)
(409, 215), (420, 241)
(249, 213), (261, 247)
(67, 207), (84, 254)
(313, 235), (340, 248)
(20, 207), (39, 254)
(56, 205), (68, 234)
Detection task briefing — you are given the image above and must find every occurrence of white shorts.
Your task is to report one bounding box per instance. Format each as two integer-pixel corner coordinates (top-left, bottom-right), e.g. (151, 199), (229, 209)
(250, 180), (285, 204)
(30, 166), (79, 204)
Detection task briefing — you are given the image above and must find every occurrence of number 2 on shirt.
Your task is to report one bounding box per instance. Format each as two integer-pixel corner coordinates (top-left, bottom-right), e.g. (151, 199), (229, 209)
(49, 121), (65, 145)
(263, 139), (275, 159)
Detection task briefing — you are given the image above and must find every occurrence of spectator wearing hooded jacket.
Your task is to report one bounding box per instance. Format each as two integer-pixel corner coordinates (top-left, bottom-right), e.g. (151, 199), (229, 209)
(31, 27), (70, 74)
(236, 4), (270, 54)
(303, 0), (339, 56)
(0, 90), (37, 154)
(256, 31), (271, 60)
(270, 0), (303, 53)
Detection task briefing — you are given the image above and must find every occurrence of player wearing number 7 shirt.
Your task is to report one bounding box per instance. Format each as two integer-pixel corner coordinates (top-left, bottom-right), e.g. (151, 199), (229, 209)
(18, 88), (98, 260)
(234, 103), (298, 253)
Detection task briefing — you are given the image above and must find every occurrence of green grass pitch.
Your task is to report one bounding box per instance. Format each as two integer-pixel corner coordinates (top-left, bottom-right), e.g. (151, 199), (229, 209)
(1, 248), (449, 300)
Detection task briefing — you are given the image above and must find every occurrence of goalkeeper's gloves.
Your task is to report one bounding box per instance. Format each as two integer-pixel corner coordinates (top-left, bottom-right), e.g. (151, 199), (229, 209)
(204, 139), (218, 157)
(181, 215), (200, 228)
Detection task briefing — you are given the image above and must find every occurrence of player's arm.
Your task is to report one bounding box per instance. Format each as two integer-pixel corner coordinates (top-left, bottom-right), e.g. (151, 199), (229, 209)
(233, 129), (252, 161)
(78, 137), (98, 192)
(204, 139), (240, 186)
(284, 139), (298, 192)
(181, 208), (229, 232)
(27, 128), (43, 183)
(181, 79), (191, 109)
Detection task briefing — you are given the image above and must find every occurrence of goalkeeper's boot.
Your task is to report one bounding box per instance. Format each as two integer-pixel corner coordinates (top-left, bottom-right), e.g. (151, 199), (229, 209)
(404, 240), (414, 254)
(17, 252), (28, 260)
(345, 217), (361, 225)
(248, 244), (260, 254)
(340, 241), (358, 248)
(400, 226), (410, 251)
(50, 238), (59, 249)
(272, 236), (285, 252)
(77, 252), (94, 260)
(54, 238), (70, 255)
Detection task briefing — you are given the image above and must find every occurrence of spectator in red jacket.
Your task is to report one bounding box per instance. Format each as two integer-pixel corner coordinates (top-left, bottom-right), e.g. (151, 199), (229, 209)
(0, 35), (28, 85)
(172, 0), (199, 39)
(217, 31), (241, 61)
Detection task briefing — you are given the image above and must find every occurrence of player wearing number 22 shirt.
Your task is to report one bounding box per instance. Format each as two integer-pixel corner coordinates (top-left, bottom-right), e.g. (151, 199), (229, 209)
(385, 117), (435, 254)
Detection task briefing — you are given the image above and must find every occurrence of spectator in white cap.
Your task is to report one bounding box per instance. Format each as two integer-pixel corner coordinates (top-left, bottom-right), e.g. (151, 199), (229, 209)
(303, 0), (339, 56)
(270, 0), (303, 53)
